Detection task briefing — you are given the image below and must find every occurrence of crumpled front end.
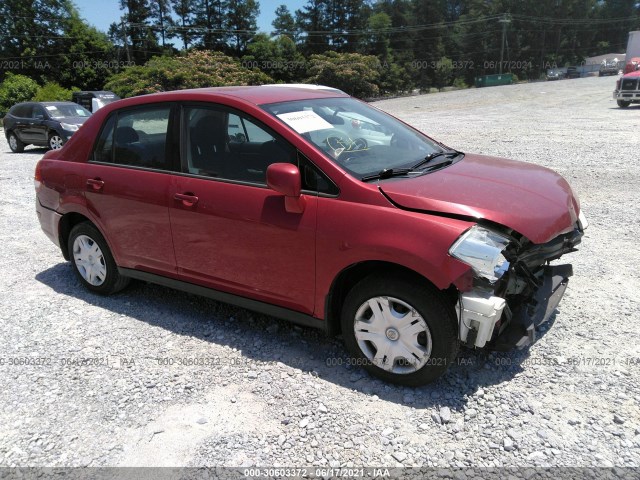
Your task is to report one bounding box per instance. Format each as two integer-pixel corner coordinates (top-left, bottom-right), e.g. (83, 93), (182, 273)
(451, 215), (586, 350)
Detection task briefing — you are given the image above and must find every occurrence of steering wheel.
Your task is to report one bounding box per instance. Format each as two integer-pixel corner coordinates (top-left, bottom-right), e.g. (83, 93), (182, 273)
(352, 138), (368, 150)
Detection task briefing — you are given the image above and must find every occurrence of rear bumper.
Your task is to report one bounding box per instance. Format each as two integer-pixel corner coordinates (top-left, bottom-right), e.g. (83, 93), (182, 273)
(36, 197), (62, 248)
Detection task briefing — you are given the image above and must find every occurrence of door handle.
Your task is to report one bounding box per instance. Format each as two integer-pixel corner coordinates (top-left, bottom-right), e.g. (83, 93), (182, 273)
(86, 178), (105, 191)
(174, 192), (199, 207)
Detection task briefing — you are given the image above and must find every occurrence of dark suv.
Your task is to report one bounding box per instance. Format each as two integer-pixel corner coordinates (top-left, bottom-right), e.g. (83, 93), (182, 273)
(4, 101), (91, 153)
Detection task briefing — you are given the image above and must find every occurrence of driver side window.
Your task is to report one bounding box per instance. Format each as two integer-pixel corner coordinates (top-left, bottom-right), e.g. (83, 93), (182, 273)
(185, 106), (296, 184)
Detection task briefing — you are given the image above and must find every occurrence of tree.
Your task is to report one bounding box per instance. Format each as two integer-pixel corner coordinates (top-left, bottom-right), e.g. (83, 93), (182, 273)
(119, 0), (160, 62)
(0, 74), (39, 113)
(295, 0), (330, 54)
(59, 9), (117, 90)
(327, 0), (368, 51)
(104, 50), (272, 98)
(243, 34), (306, 82)
(170, 0), (196, 50)
(304, 51), (381, 98)
(225, 0), (260, 55)
(272, 5), (296, 37)
(363, 12), (392, 60)
(193, 0), (227, 49)
(149, 0), (174, 48)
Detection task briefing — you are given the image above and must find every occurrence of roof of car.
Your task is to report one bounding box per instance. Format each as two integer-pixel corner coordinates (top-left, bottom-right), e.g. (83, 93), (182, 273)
(138, 84), (350, 105)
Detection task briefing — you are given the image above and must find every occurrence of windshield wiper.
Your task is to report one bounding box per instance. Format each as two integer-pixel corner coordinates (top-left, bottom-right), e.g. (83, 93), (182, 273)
(361, 168), (413, 182)
(410, 150), (462, 170)
(361, 150), (463, 182)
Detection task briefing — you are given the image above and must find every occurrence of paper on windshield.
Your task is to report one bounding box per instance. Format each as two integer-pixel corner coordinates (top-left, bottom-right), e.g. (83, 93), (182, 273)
(45, 106), (57, 111)
(277, 111), (333, 133)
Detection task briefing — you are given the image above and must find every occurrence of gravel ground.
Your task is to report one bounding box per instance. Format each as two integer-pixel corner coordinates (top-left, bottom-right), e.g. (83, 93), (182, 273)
(1, 76), (639, 470)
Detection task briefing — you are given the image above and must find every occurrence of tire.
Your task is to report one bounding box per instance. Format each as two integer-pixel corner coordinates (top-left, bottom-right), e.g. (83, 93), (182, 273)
(340, 274), (459, 386)
(617, 100), (631, 108)
(48, 132), (65, 150)
(7, 132), (25, 153)
(68, 222), (130, 295)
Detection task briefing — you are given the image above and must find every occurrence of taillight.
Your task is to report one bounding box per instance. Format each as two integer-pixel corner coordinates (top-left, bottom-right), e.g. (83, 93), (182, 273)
(34, 160), (42, 191)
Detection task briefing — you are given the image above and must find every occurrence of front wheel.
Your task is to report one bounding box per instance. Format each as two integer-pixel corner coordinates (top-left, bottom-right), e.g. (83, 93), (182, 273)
(341, 275), (459, 386)
(7, 132), (25, 153)
(617, 100), (631, 108)
(49, 132), (65, 150)
(68, 222), (129, 295)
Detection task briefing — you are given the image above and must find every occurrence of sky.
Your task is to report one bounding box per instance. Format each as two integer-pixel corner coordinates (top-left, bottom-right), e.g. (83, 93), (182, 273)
(73, 0), (305, 35)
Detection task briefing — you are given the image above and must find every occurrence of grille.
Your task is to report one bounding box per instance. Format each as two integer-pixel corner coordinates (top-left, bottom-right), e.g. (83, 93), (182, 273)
(621, 78), (639, 91)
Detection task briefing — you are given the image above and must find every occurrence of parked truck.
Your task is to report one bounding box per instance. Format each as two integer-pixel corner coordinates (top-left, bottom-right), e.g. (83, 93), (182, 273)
(624, 31), (640, 74)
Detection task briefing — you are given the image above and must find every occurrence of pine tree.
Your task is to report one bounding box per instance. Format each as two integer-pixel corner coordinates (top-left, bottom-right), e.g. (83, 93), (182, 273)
(149, 0), (174, 48)
(225, 0), (259, 55)
(119, 0), (160, 62)
(170, 0), (196, 50)
(193, 0), (228, 50)
(272, 4), (296, 37)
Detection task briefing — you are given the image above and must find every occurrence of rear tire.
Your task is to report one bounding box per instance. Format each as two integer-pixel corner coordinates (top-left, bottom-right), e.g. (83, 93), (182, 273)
(617, 100), (631, 108)
(68, 222), (129, 295)
(340, 274), (459, 386)
(7, 132), (25, 153)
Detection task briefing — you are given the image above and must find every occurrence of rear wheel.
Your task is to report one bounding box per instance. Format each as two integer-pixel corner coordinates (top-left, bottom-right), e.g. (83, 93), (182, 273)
(617, 100), (631, 108)
(68, 222), (129, 295)
(7, 132), (25, 153)
(341, 274), (459, 386)
(49, 132), (64, 150)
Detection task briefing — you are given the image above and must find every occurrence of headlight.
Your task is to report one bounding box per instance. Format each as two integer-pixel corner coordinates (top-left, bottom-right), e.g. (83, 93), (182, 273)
(60, 123), (79, 132)
(449, 225), (511, 283)
(578, 209), (588, 230)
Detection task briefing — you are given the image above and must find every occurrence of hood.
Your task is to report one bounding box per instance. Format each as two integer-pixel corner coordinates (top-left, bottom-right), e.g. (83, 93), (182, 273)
(379, 153), (579, 244)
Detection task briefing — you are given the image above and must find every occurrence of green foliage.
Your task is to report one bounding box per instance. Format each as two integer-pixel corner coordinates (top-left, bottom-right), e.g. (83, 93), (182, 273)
(452, 78), (468, 90)
(104, 50), (272, 98)
(272, 5), (296, 37)
(33, 82), (74, 102)
(433, 57), (454, 90)
(0, 74), (39, 113)
(243, 34), (306, 83)
(226, 0), (260, 55)
(304, 51), (381, 99)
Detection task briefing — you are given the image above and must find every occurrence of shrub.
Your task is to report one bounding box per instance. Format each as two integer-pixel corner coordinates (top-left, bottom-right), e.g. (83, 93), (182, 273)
(0, 73), (39, 113)
(34, 82), (73, 102)
(104, 51), (272, 98)
(304, 51), (381, 99)
(452, 78), (468, 89)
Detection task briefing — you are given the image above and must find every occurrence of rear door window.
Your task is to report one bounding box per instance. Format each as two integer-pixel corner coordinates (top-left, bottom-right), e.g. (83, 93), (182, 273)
(91, 105), (172, 170)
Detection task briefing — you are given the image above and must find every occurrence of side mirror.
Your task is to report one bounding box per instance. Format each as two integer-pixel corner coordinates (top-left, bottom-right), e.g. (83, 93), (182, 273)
(267, 163), (306, 213)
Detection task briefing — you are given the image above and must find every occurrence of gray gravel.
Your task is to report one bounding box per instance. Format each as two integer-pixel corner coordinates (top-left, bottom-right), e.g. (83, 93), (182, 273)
(0, 76), (639, 468)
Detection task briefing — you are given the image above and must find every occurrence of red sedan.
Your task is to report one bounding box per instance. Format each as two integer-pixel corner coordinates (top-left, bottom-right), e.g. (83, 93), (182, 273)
(35, 85), (586, 386)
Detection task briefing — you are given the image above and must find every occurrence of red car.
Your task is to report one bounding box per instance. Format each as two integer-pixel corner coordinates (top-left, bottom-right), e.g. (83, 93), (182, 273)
(35, 85), (587, 386)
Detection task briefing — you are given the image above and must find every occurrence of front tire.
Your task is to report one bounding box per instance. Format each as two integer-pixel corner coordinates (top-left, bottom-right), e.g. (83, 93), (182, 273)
(341, 274), (459, 386)
(49, 132), (64, 150)
(617, 100), (631, 108)
(7, 132), (25, 153)
(68, 222), (129, 295)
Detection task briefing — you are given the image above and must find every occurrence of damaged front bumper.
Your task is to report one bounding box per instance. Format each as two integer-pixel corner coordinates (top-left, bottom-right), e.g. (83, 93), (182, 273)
(456, 226), (582, 350)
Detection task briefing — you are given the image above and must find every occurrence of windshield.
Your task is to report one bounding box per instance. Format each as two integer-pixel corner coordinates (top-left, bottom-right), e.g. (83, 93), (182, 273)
(45, 104), (91, 119)
(261, 97), (444, 178)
